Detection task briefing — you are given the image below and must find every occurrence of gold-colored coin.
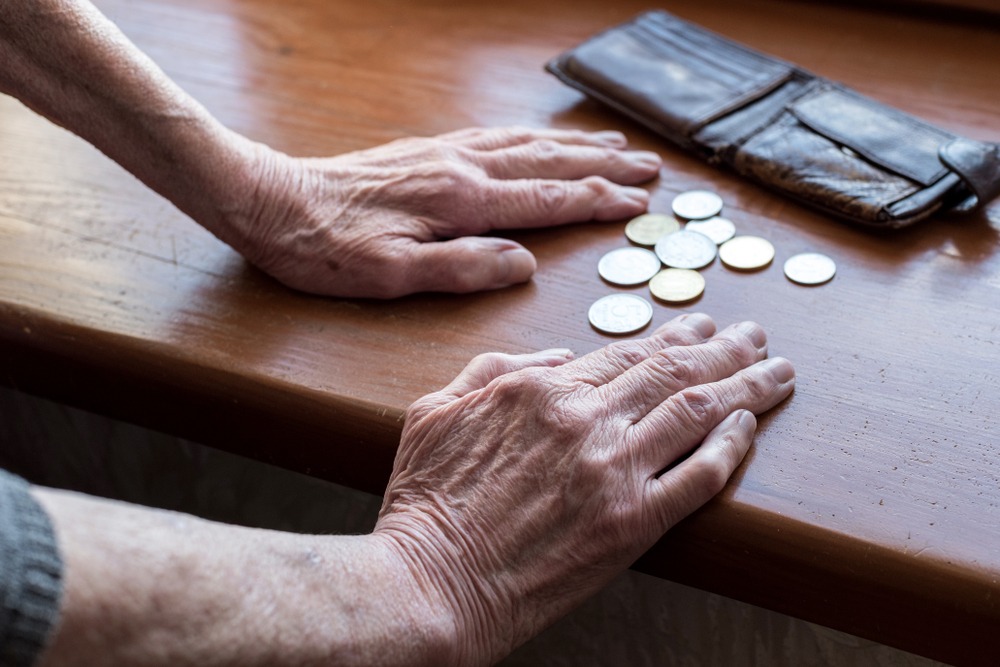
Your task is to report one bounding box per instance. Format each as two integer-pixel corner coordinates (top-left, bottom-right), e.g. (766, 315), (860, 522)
(624, 213), (681, 246)
(649, 269), (706, 303)
(719, 235), (775, 271)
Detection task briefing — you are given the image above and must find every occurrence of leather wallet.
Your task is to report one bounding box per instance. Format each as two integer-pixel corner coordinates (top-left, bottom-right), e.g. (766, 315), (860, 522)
(545, 11), (1000, 228)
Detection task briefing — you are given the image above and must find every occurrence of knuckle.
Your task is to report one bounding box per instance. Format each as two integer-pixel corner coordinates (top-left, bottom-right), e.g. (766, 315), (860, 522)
(606, 340), (649, 369)
(502, 126), (535, 144)
(687, 451), (732, 496)
(743, 365), (776, 397)
(487, 365), (548, 402)
(530, 180), (570, 216)
(528, 139), (562, 161)
(716, 335), (757, 365)
(581, 174), (614, 196)
(490, 368), (588, 433)
(671, 385), (719, 428)
(426, 160), (474, 189)
(467, 351), (515, 379)
(651, 348), (697, 388)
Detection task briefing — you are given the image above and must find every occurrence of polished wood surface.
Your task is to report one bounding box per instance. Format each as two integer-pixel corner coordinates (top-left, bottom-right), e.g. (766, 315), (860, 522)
(2, 0), (998, 663)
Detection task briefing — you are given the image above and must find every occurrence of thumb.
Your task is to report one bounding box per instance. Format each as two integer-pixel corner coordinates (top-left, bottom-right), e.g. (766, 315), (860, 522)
(404, 237), (537, 293)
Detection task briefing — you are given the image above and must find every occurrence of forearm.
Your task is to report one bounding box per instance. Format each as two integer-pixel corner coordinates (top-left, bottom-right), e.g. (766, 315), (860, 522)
(0, 0), (260, 238)
(31, 487), (456, 667)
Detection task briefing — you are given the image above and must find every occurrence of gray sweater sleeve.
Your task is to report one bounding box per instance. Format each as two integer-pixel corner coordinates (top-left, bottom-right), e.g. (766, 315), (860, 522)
(0, 470), (63, 667)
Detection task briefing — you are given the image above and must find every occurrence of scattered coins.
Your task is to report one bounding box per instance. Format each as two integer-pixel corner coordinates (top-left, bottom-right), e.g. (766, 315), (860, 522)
(654, 229), (718, 270)
(649, 268), (706, 303)
(587, 192), (836, 335)
(684, 216), (736, 245)
(671, 190), (724, 220)
(718, 235), (775, 271)
(624, 213), (681, 246)
(588, 293), (654, 335)
(784, 252), (837, 285)
(597, 247), (662, 286)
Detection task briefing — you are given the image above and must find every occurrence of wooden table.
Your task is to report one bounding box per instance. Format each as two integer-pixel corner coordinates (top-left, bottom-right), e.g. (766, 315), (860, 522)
(2, 0), (998, 663)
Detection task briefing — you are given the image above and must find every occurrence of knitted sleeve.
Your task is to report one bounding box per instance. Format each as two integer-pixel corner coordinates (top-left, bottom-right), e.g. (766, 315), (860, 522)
(0, 470), (63, 667)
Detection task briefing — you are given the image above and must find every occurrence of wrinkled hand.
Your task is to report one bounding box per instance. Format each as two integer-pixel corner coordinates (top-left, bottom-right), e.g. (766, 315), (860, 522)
(230, 127), (660, 297)
(374, 313), (795, 666)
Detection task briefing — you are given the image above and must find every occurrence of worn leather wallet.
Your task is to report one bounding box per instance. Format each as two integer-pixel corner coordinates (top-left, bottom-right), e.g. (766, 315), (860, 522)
(545, 11), (1000, 228)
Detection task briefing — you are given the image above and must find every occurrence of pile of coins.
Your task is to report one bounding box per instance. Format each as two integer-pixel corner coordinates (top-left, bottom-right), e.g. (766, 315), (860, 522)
(588, 190), (837, 335)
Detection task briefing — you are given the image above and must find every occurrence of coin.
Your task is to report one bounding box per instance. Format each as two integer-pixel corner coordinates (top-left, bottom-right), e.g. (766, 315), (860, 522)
(784, 252), (837, 285)
(654, 230), (718, 270)
(588, 294), (654, 335)
(624, 213), (681, 246)
(671, 190), (724, 220)
(719, 235), (775, 271)
(684, 216), (736, 245)
(597, 247), (662, 286)
(649, 268), (706, 303)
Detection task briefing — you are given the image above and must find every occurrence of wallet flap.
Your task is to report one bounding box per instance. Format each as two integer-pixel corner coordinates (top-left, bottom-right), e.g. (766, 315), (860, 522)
(939, 138), (1000, 210)
(548, 11), (793, 138)
(789, 88), (953, 186)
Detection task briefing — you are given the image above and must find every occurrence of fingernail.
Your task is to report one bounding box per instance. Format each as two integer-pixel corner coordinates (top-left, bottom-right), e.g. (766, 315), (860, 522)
(735, 409), (757, 430)
(735, 321), (767, 350)
(497, 247), (537, 285)
(761, 357), (795, 383)
(678, 312), (716, 338)
(540, 348), (574, 359)
(631, 151), (662, 169)
(594, 130), (627, 146)
(621, 186), (649, 204)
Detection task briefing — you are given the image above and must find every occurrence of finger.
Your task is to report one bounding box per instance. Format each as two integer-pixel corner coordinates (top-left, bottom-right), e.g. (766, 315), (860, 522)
(647, 409), (756, 529)
(472, 176), (650, 229)
(408, 348), (575, 421)
(559, 313), (717, 387)
(399, 236), (537, 294)
(474, 141), (660, 184)
(441, 126), (630, 151)
(631, 356), (795, 468)
(602, 321), (769, 421)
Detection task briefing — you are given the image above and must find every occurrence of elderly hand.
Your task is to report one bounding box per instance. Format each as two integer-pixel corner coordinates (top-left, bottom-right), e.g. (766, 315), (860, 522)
(374, 313), (795, 665)
(29, 314), (793, 667)
(225, 127), (661, 297)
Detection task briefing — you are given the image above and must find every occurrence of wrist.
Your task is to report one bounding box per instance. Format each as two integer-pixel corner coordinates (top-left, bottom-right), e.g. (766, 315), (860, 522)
(373, 517), (512, 667)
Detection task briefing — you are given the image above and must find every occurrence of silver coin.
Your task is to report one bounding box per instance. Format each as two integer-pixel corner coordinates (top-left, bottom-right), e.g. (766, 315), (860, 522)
(588, 294), (654, 335)
(684, 216), (736, 245)
(719, 235), (775, 271)
(671, 190), (724, 220)
(654, 230), (718, 270)
(597, 247), (662, 286)
(784, 252), (837, 285)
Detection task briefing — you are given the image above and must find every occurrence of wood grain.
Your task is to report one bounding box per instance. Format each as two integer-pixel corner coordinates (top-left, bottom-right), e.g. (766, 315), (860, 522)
(2, 0), (999, 663)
